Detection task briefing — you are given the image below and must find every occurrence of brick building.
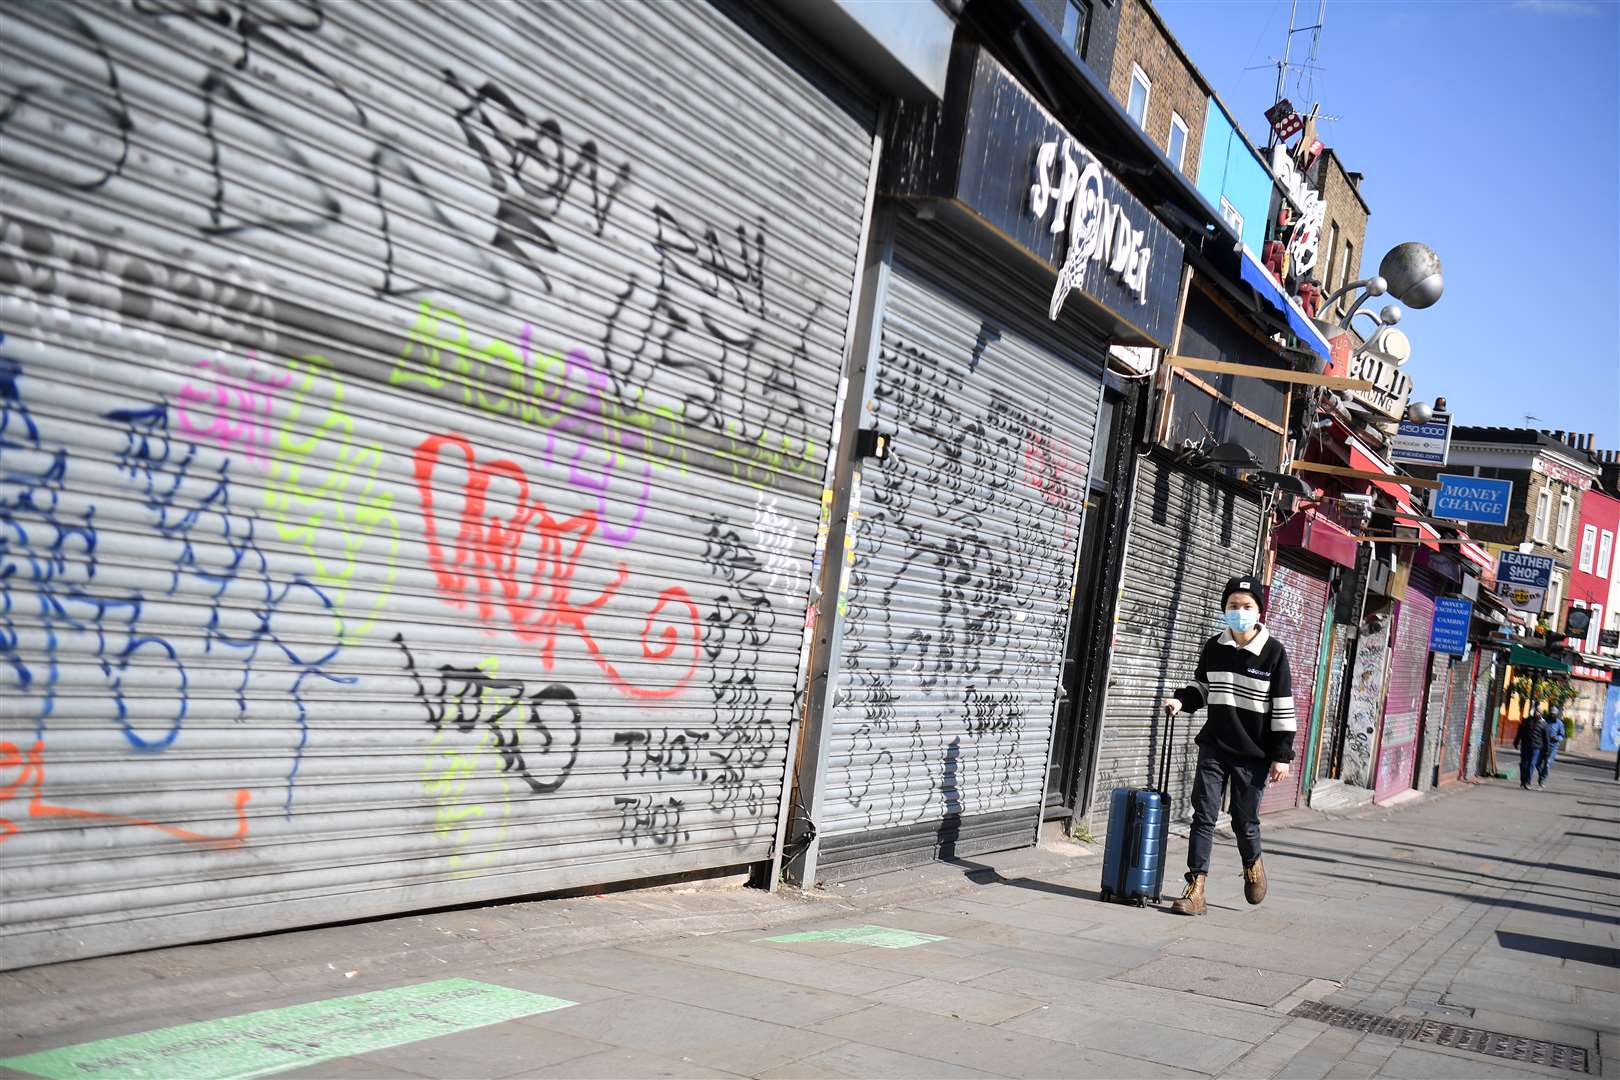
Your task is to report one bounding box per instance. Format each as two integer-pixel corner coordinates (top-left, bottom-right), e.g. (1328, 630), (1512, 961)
(1310, 149), (1370, 320)
(1421, 428), (1603, 621)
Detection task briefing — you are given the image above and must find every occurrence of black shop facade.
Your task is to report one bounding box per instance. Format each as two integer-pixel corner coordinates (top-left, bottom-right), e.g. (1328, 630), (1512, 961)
(785, 41), (1185, 883)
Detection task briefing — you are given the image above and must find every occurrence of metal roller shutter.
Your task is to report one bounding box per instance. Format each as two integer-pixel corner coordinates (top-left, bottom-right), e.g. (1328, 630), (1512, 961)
(1375, 572), (1437, 801)
(1258, 562), (1326, 813)
(0, 0), (874, 967)
(815, 220), (1105, 876)
(1417, 656), (1449, 789)
(1089, 458), (1263, 831)
(1441, 652), (1475, 782)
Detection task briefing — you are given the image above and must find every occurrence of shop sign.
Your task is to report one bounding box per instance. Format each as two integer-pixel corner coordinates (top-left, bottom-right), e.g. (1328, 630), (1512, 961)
(1433, 474), (1513, 526)
(1495, 551), (1555, 612)
(1344, 351), (1413, 419)
(1270, 144), (1326, 275)
(1571, 663), (1609, 681)
(1429, 597), (1472, 656)
(1535, 455), (1594, 491)
(1601, 629), (1620, 649)
(1390, 413), (1453, 466)
(1029, 138), (1155, 312)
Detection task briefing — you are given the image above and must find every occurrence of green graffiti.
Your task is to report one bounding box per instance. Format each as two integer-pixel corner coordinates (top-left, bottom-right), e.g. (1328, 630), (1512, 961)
(421, 658), (513, 872)
(760, 925), (948, 949)
(264, 355), (398, 643)
(0, 979), (575, 1080)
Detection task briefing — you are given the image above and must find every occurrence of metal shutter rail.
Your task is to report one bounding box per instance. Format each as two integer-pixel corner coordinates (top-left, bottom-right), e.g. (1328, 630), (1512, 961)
(1376, 573), (1437, 801)
(1091, 458), (1263, 831)
(0, 0), (874, 967)
(815, 220), (1104, 876)
(1259, 562), (1327, 813)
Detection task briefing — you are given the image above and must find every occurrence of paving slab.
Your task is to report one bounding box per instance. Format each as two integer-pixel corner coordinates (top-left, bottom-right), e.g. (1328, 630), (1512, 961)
(1376, 1045), (1562, 1079)
(623, 939), (917, 997)
(1119, 954), (1309, 1007)
(354, 1019), (607, 1079)
(513, 1046), (745, 1079)
(755, 1041), (1005, 1079)
(860, 975), (1043, 1025)
(807, 1003), (1202, 1079)
(518, 995), (841, 1076)
(998, 999), (1256, 1073)
(966, 970), (1286, 1044)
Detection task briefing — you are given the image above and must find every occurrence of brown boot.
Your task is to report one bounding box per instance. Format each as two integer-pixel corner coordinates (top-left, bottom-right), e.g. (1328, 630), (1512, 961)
(1171, 873), (1207, 916)
(1243, 858), (1267, 905)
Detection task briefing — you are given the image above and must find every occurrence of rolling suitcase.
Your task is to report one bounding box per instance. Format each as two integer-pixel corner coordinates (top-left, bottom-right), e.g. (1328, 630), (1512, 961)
(1099, 711), (1176, 906)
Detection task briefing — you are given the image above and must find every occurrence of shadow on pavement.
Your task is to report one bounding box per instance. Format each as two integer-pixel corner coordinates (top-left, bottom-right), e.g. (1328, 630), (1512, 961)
(1283, 825), (1620, 882)
(1316, 872), (1620, 926)
(1496, 930), (1620, 968)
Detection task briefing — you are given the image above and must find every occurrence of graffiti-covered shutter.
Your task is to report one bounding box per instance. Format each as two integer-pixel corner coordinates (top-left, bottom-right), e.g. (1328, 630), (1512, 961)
(1089, 458), (1263, 831)
(813, 219), (1105, 877)
(1441, 652), (1475, 782)
(1259, 562), (1327, 813)
(0, 0), (875, 967)
(1375, 572), (1438, 801)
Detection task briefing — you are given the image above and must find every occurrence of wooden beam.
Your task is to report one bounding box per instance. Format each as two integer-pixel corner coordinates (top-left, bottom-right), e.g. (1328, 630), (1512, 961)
(1353, 535), (1489, 545)
(1163, 354), (1376, 391)
(1170, 369), (1286, 435)
(1288, 461), (1444, 490)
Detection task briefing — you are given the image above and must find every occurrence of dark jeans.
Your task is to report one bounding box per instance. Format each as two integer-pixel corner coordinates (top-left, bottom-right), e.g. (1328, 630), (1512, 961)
(1187, 747), (1267, 877)
(1520, 746), (1542, 788)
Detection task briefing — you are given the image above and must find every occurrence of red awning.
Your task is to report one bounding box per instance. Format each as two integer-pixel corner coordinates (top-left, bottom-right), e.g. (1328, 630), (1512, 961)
(1343, 430), (1441, 551)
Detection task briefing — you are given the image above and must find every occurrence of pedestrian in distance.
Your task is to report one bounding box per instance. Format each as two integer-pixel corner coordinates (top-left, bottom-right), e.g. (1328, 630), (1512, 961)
(1162, 576), (1296, 916)
(1514, 705), (1548, 790)
(1538, 707), (1565, 788)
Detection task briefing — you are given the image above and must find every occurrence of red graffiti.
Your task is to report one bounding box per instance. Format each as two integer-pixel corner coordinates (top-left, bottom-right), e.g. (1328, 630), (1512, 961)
(0, 741), (250, 849)
(1023, 429), (1082, 510)
(415, 433), (699, 698)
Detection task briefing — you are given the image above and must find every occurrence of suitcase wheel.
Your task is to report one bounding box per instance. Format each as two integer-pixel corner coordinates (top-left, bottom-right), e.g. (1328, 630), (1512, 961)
(1099, 889), (1112, 903)
(1135, 896), (1147, 908)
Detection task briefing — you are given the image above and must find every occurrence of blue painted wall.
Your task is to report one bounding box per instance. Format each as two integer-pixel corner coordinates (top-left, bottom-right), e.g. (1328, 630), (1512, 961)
(1195, 101), (1271, 256)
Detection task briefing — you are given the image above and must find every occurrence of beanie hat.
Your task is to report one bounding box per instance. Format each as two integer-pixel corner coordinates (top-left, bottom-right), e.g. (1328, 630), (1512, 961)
(1222, 575), (1265, 613)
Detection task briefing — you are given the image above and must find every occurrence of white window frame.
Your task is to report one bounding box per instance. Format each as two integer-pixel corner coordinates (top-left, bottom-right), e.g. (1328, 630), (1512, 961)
(1600, 530), (1615, 578)
(1557, 495), (1574, 549)
(1579, 524), (1598, 572)
(1589, 603), (1604, 652)
(1218, 196), (1244, 235)
(1534, 489), (1551, 543)
(1546, 571), (1564, 620)
(1167, 111), (1189, 170)
(1127, 64), (1152, 129)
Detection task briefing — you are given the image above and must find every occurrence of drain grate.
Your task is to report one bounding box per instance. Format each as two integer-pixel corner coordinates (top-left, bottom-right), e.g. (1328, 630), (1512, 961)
(1413, 1020), (1589, 1073)
(1288, 1003), (1589, 1073)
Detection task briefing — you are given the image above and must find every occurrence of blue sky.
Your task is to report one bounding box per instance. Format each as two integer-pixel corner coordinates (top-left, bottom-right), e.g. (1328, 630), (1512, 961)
(1156, 0), (1620, 446)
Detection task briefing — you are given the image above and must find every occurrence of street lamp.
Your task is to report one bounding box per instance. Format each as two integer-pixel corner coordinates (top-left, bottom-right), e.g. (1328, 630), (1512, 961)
(1320, 242), (1444, 328)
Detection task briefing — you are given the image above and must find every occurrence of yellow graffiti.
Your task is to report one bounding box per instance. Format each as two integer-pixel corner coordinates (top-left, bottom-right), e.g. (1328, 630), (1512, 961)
(264, 355), (399, 643)
(420, 657), (513, 872)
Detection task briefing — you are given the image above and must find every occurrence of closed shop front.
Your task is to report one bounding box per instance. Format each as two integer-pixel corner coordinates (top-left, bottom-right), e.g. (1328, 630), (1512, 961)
(1, 1), (874, 966)
(1415, 656), (1449, 790)
(1440, 652), (1476, 784)
(792, 44), (1184, 880)
(1259, 561), (1329, 812)
(1090, 459), (1264, 826)
(1375, 571), (1439, 801)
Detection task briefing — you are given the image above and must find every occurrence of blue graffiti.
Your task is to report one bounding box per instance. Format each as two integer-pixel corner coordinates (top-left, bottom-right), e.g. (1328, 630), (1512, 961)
(0, 340), (350, 814)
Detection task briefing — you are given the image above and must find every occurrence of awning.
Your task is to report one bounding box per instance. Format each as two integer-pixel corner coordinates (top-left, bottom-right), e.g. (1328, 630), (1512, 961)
(1459, 542), (1493, 575)
(1239, 247), (1334, 363)
(1507, 645), (1571, 673)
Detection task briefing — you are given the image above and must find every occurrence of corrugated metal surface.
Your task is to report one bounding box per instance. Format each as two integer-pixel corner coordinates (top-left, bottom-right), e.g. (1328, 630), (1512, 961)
(1440, 651), (1476, 783)
(1259, 562), (1326, 813)
(1315, 623), (1352, 782)
(1416, 655), (1449, 789)
(1465, 654), (1496, 780)
(1375, 573), (1437, 801)
(1089, 458), (1263, 830)
(816, 220), (1104, 875)
(0, 0), (874, 967)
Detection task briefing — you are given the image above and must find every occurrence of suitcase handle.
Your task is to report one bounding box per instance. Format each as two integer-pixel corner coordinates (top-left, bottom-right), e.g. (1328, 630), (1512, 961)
(1156, 705), (1177, 795)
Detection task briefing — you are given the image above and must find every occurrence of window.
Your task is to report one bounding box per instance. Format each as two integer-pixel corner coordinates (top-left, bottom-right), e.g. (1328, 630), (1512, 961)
(1341, 240), (1355, 294)
(1546, 571), (1563, 619)
(1534, 490), (1551, 542)
(1218, 196), (1244, 236)
(1600, 530), (1615, 578)
(1325, 222), (1340, 292)
(1580, 524), (1598, 572)
(1060, 0), (1092, 56)
(1589, 604), (1605, 652)
(1167, 112), (1189, 171)
(1557, 495), (1574, 549)
(1127, 65), (1151, 129)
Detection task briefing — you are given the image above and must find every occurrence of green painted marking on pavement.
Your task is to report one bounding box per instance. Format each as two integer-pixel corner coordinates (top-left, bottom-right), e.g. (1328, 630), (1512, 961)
(0, 978), (575, 1080)
(761, 924), (948, 949)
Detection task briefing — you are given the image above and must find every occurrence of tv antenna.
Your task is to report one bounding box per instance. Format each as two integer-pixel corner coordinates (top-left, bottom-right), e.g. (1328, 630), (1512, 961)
(1253, 0), (1338, 148)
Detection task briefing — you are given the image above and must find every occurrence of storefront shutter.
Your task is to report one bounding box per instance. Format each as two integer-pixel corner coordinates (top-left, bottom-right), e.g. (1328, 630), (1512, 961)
(0, 0), (874, 967)
(814, 218), (1105, 878)
(1259, 562), (1327, 813)
(1375, 571), (1438, 801)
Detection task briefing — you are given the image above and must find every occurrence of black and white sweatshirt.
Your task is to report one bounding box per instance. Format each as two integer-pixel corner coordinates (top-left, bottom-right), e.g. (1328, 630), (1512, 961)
(1172, 626), (1297, 763)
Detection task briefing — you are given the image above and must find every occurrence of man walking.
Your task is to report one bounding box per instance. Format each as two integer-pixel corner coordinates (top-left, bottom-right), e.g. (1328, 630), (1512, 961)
(1537, 708), (1565, 788)
(1163, 576), (1296, 916)
(1514, 706), (1547, 790)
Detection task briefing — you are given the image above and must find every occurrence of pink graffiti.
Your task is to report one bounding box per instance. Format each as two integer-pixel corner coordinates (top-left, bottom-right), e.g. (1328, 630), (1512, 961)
(174, 353), (290, 468)
(415, 432), (698, 699)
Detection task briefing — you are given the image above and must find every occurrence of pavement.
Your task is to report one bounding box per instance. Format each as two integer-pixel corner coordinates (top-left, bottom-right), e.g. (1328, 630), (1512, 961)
(2, 752), (1616, 1080)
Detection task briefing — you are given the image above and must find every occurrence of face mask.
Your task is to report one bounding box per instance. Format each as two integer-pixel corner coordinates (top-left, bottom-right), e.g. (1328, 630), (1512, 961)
(1221, 609), (1259, 634)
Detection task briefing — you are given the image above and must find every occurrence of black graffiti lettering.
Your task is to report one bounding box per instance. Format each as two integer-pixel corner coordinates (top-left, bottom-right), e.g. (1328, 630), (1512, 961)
(613, 794), (689, 848)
